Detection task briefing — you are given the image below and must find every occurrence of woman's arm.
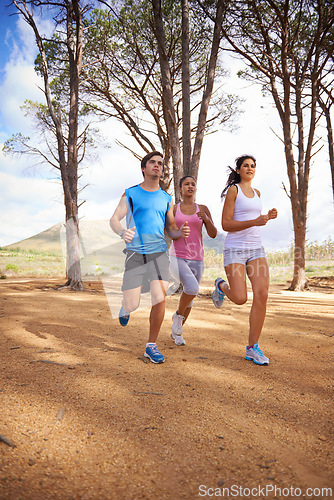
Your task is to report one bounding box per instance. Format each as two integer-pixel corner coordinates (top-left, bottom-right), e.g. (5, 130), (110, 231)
(197, 205), (217, 238)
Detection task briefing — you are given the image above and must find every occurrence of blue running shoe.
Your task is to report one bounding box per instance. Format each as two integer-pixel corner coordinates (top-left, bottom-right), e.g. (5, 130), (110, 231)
(119, 306), (130, 326)
(212, 277), (225, 308)
(245, 343), (269, 365)
(144, 344), (165, 364)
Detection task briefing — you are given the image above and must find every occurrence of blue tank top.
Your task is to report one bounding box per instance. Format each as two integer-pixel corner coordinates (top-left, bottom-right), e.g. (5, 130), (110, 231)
(125, 184), (171, 254)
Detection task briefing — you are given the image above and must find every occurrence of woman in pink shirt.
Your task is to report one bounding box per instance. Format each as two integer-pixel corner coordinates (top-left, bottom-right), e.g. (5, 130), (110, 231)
(170, 176), (217, 345)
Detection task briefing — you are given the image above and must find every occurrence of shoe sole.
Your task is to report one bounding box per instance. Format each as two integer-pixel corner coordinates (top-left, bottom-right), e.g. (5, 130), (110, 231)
(170, 333), (186, 346)
(245, 355), (269, 366)
(212, 291), (224, 308)
(119, 319), (129, 326)
(144, 353), (165, 364)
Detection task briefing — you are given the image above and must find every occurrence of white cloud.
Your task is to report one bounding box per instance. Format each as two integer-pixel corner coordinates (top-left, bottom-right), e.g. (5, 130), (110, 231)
(0, 171), (64, 246)
(0, 14), (54, 135)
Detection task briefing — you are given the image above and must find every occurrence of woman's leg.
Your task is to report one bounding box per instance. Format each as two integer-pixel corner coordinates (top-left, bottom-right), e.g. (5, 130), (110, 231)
(170, 258), (200, 317)
(221, 263), (248, 305)
(177, 291), (196, 317)
(245, 258), (269, 346)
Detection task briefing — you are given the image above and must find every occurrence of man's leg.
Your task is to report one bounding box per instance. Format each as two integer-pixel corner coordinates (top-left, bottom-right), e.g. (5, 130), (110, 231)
(122, 287), (141, 313)
(148, 279), (169, 343)
(119, 251), (144, 325)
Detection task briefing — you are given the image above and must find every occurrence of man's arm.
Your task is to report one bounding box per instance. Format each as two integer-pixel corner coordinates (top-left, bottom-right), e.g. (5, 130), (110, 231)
(110, 194), (136, 243)
(165, 201), (190, 240)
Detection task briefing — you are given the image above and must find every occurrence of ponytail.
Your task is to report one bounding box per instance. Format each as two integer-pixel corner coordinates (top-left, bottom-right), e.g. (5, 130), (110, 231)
(221, 167), (240, 199)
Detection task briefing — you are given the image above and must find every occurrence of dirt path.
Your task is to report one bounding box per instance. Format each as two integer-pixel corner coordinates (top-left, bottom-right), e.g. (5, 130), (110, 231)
(0, 279), (333, 499)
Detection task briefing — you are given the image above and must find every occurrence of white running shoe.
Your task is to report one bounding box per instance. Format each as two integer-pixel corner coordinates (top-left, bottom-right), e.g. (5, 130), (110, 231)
(245, 343), (269, 365)
(172, 311), (184, 335)
(171, 331), (186, 346)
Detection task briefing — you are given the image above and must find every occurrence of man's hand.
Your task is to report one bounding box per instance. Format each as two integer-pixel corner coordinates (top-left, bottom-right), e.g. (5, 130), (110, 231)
(122, 226), (136, 243)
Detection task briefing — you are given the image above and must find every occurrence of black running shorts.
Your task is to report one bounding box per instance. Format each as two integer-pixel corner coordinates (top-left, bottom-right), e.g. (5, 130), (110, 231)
(122, 251), (170, 292)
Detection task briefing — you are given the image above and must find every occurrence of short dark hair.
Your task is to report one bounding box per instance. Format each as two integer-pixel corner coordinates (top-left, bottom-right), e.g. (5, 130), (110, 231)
(141, 151), (164, 177)
(179, 175), (196, 188)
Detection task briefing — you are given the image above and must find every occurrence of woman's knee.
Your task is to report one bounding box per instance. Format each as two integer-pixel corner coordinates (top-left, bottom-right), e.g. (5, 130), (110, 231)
(183, 283), (199, 296)
(253, 287), (268, 303)
(233, 294), (247, 305)
(228, 283), (247, 305)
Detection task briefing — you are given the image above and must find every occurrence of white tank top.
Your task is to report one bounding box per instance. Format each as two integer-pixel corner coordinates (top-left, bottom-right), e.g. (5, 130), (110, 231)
(224, 185), (263, 249)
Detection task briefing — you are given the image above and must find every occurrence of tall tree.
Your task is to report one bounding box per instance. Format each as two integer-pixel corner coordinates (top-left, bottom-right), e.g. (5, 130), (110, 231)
(152, 0), (226, 190)
(318, 87), (334, 202)
(220, 0), (334, 290)
(83, 0), (238, 197)
(7, 0), (92, 290)
(318, 56), (334, 202)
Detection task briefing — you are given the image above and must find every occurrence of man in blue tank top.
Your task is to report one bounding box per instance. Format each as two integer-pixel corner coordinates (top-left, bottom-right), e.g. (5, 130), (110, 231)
(110, 152), (190, 364)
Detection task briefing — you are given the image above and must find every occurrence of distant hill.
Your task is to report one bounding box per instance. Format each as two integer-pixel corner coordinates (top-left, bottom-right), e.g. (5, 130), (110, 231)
(4, 221), (121, 255)
(4, 223), (63, 253)
(203, 231), (225, 254)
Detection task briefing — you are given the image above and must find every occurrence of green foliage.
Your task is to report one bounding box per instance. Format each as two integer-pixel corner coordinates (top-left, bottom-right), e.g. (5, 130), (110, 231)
(81, 1), (240, 145)
(3, 132), (30, 155)
(5, 263), (20, 272)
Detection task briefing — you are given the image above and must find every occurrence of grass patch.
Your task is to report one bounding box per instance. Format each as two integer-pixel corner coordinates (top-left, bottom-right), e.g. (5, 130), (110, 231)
(1, 239), (333, 284)
(0, 247), (65, 278)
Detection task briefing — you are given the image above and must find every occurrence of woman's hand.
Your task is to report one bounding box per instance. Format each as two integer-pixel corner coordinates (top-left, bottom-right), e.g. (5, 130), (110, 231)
(255, 214), (270, 226)
(268, 208), (278, 220)
(197, 211), (208, 222)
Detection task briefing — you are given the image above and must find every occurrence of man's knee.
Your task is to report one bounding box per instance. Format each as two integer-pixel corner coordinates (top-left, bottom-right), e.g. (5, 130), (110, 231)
(123, 295), (140, 312)
(151, 296), (166, 308)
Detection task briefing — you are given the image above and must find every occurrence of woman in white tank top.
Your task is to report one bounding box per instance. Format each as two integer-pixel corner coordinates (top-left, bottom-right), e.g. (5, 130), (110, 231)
(212, 155), (278, 366)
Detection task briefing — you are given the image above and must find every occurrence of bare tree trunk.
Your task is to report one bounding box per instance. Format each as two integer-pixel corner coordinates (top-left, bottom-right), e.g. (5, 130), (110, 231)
(151, 0), (182, 198)
(190, 0), (225, 181)
(182, 0), (191, 175)
(63, 0), (83, 289)
(13, 0), (84, 290)
(318, 97), (334, 202)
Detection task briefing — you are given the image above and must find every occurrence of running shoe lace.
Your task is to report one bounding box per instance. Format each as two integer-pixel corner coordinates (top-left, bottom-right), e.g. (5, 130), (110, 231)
(254, 344), (263, 355)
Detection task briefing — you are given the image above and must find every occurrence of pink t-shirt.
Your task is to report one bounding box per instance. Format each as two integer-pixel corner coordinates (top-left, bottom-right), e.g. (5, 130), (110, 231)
(170, 203), (204, 260)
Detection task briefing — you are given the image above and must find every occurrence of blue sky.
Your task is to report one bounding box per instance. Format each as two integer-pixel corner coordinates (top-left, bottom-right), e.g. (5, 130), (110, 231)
(0, 5), (333, 250)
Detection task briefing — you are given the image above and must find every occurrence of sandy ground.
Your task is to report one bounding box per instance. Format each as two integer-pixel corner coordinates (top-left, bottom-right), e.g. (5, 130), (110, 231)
(0, 278), (333, 500)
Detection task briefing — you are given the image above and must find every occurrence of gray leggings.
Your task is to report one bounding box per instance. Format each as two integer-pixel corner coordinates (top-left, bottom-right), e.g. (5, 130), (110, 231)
(169, 256), (204, 305)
